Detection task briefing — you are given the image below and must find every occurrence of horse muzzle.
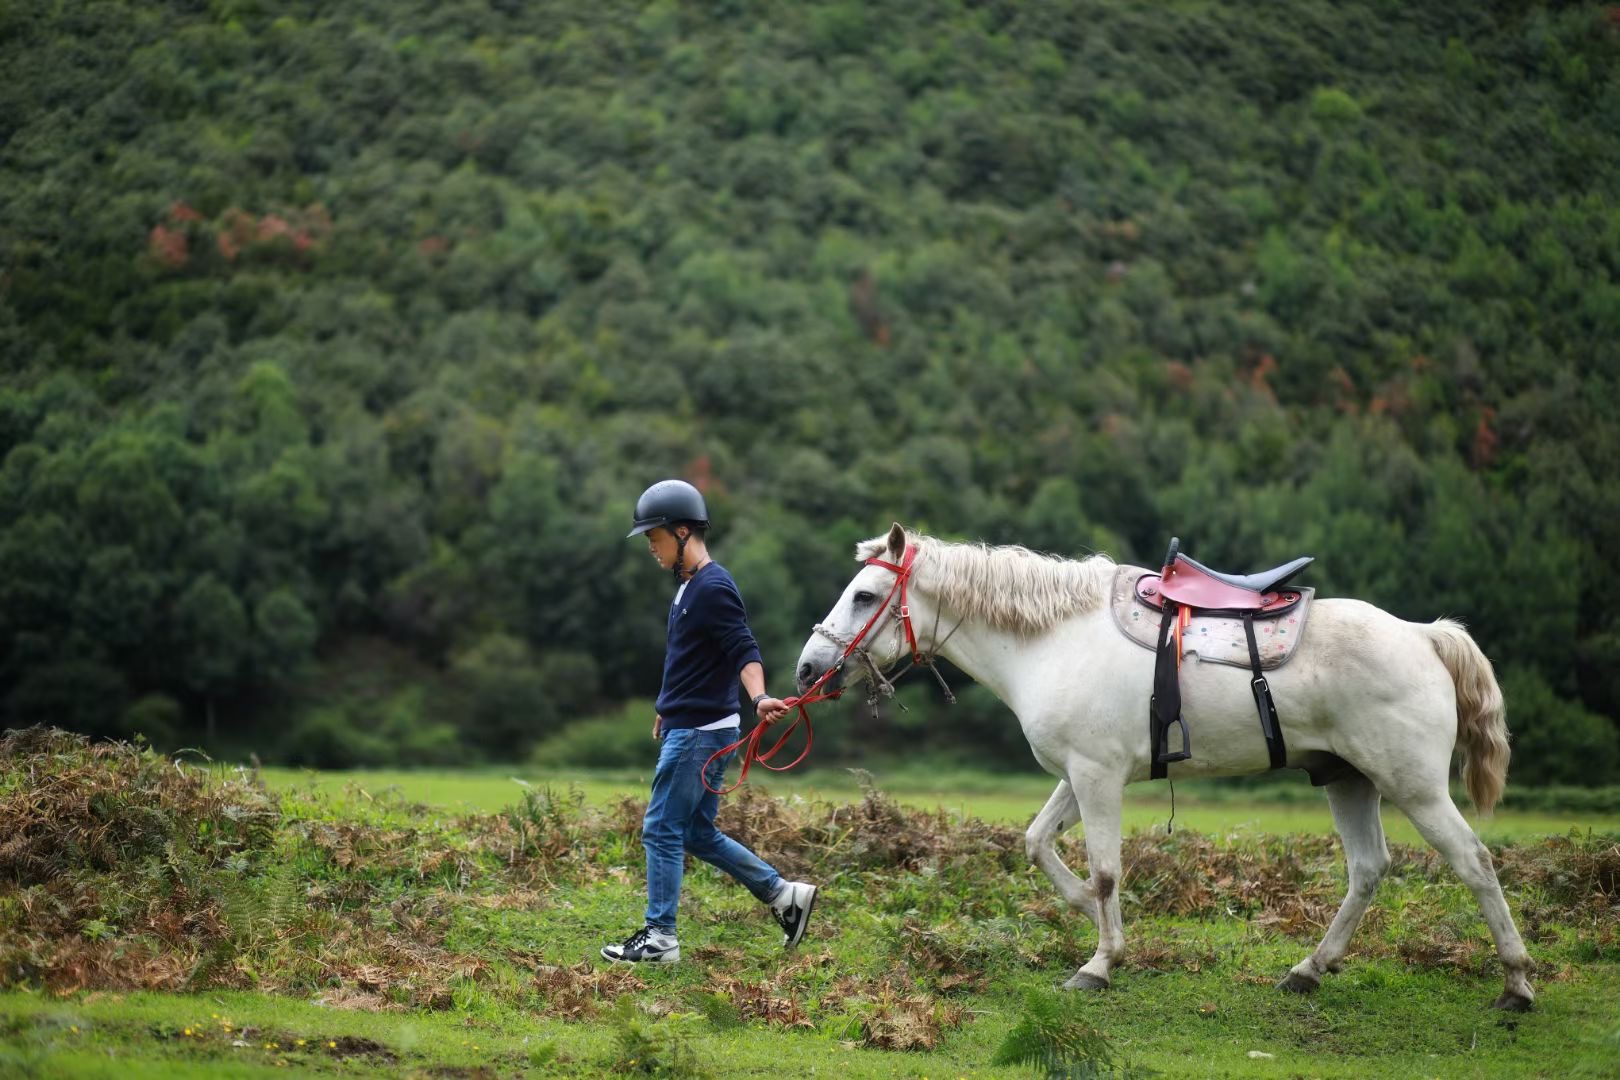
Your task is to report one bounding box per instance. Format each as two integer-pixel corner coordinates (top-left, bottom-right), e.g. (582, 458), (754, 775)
(797, 659), (845, 695)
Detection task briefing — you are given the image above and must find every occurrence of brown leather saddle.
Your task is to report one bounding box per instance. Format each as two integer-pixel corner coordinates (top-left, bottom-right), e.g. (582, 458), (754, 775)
(1143, 538), (1313, 779)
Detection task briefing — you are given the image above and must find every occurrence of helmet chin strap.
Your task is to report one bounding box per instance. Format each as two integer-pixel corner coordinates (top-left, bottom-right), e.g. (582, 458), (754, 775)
(673, 528), (689, 584)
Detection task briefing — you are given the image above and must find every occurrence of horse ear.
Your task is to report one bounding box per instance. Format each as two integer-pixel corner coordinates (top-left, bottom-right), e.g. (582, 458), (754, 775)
(887, 521), (906, 558)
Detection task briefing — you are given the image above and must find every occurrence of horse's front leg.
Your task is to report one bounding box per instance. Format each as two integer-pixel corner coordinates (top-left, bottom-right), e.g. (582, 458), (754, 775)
(1025, 781), (1099, 924)
(1062, 771), (1126, 991)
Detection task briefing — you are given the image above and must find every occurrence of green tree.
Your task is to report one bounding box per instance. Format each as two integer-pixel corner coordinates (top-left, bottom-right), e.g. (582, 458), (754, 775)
(1500, 667), (1620, 786)
(253, 587), (318, 683)
(450, 632), (556, 756)
(175, 575), (248, 744)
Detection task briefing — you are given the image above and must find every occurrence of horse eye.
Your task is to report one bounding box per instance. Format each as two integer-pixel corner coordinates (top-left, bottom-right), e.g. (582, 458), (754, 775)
(854, 591), (876, 605)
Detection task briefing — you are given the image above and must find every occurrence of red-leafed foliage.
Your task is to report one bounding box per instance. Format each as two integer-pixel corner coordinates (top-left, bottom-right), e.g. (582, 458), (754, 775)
(147, 224), (188, 268)
(1328, 365), (1358, 415)
(1165, 360), (1194, 393)
(1247, 353), (1278, 400)
(1471, 405), (1499, 469)
(256, 214), (292, 243)
(686, 454), (713, 494)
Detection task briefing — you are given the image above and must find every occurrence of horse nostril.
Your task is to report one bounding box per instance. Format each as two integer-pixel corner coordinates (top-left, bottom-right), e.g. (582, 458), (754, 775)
(798, 662), (814, 683)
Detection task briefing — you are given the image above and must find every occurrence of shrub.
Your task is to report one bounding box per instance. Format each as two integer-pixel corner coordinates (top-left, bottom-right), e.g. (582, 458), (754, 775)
(1311, 86), (1363, 126)
(530, 700), (657, 770)
(992, 989), (1126, 1078)
(1502, 667), (1620, 787)
(278, 690), (464, 768)
(124, 693), (181, 747)
(449, 632), (555, 756)
(606, 997), (709, 1079)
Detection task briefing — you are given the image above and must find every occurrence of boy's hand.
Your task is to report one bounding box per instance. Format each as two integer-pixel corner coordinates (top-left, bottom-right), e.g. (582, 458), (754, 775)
(754, 698), (790, 725)
(652, 714), (662, 739)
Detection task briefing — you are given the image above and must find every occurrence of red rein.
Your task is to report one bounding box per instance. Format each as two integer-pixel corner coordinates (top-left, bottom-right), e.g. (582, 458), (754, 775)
(700, 545), (920, 794)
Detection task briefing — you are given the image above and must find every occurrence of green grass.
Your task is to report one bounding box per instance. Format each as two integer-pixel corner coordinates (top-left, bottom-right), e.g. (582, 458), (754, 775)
(0, 990), (571, 1078)
(7, 737), (1618, 1078)
(257, 764), (1620, 846)
(5, 924), (1618, 1078)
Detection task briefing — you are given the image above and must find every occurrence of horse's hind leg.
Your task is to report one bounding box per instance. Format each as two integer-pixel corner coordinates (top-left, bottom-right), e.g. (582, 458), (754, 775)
(1025, 781), (1099, 924)
(1389, 788), (1535, 1011)
(1280, 774), (1389, 993)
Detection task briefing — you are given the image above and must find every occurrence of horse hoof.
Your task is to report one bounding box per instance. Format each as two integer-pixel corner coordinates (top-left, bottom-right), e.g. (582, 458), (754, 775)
(1276, 971), (1319, 995)
(1062, 971), (1110, 992)
(1492, 990), (1533, 1013)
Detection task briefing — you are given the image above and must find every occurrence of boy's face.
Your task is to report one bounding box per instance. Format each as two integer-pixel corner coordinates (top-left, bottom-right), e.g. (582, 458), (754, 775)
(644, 525), (687, 571)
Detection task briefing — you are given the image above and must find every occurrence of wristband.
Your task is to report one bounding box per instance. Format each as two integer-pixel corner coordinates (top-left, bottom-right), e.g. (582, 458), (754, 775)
(751, 692), (770, 711)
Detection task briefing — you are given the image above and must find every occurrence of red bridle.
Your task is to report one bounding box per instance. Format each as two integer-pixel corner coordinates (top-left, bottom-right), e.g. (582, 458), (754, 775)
(701, 545), (920, 794)
(862, 545), (925, 665)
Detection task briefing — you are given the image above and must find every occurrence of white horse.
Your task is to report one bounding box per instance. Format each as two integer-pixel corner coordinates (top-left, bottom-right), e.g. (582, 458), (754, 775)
(794, 524), (1534, 1011)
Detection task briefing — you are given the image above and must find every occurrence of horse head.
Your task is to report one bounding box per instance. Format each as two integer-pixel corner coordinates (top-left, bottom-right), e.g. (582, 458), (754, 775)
(794, 522), (930, 698)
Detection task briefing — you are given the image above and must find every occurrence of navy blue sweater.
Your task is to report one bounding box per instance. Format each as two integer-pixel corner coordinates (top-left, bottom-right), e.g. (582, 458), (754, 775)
(655, 562), (764, 730)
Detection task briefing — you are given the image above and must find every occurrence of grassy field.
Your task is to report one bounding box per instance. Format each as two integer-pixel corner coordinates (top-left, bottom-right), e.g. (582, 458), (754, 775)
(4, 734), (1618, 1078)
(258, 764), (1620, 846)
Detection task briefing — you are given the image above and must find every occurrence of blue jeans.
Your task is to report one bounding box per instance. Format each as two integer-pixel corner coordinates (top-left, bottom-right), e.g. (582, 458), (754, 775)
(642, 726), (783, 932)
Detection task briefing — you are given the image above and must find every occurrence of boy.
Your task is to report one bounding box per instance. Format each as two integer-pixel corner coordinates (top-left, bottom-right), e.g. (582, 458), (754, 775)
(601, 479), (818, 964)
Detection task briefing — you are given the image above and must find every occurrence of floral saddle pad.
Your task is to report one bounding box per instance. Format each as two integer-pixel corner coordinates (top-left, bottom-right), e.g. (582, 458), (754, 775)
(1109, 565), (1314, 671)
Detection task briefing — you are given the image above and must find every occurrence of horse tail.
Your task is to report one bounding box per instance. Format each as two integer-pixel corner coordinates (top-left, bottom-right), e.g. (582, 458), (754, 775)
(1424, 618), (1509, 816)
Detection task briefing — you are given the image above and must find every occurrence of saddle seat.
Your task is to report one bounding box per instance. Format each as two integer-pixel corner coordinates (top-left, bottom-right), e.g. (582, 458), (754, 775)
(1153, 539), (1313, 612)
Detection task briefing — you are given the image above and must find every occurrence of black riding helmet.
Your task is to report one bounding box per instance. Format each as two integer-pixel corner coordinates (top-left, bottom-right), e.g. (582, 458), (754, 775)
(626, 479), (709, 539)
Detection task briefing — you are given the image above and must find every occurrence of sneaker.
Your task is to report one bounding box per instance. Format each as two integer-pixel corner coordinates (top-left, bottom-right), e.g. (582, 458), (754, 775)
(769, 881), (818, 948)
(600, 925), (679, 964)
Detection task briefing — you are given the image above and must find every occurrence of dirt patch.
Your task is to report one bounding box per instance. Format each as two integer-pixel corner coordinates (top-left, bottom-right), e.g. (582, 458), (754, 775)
(322, 1034), (397, 1061)
(684, 943), (747, 966)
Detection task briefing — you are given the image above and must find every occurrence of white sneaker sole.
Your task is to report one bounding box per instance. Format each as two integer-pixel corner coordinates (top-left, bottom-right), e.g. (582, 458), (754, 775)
(600, 947), (680, 964)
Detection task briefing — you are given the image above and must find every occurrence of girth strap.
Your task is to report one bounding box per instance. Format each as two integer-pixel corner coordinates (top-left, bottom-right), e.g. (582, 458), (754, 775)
(1243, 612), (1288, 770)
(1149, 604), (1289, 778)
(1149, 601), (1191, 780)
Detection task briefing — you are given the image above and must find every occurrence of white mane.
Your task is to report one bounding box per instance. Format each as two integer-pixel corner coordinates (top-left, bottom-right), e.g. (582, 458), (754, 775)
(857, 531), (1115, 636)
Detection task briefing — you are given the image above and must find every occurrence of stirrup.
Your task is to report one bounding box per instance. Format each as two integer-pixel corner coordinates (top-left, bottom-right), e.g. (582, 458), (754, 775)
(1156, 713), (1191, 765)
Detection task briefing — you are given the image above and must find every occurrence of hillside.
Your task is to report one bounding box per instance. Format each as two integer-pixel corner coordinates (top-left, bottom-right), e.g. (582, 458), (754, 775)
(1, 0), (1617, 780)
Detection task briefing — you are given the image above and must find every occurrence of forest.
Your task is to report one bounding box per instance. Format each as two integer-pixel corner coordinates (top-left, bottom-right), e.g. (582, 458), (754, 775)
(1, 0), (1617, 784)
